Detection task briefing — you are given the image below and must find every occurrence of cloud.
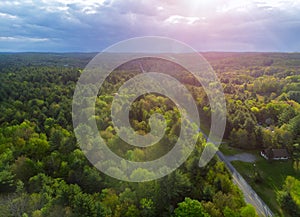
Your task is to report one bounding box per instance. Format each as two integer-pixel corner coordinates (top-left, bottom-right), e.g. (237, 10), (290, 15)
(0, 0), (299, 52)
(0, 12), (18, 19)
(0, 36), (49, 42)
(165, 15), (201, 25)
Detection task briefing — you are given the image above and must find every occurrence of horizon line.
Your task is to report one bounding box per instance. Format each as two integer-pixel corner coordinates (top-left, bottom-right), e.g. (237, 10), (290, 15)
(1, 51), (300, 54)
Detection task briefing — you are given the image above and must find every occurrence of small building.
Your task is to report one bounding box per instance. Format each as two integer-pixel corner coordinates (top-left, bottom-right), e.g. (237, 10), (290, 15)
(261, 148), (289, 160)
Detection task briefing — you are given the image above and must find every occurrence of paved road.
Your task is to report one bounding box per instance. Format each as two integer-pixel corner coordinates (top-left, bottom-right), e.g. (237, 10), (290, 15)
(198, 129), (273, 216)
(216, 151), (274, 217)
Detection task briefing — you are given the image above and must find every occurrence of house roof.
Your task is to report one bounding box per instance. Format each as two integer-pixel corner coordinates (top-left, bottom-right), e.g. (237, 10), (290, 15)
(263, 148), (289, 158)
(272, 149), (289, 158)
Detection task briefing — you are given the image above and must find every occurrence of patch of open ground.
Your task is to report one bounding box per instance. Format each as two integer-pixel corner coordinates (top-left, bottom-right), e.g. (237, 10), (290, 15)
(226, 153), (257, 163)
(231, 155), (300, 217)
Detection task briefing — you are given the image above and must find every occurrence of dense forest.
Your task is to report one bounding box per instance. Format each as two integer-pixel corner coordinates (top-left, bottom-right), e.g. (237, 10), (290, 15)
(0, 52), (299, 217)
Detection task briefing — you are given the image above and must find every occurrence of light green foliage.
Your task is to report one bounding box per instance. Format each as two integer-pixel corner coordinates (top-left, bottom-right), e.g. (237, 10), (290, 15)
(223, 206), (240, 217)
(174, 197), (210, 217)
(240, 204), (257, 217)
(277, 176), (300, 216)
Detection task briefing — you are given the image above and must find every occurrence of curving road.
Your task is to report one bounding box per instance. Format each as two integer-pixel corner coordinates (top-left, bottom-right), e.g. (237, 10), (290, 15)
(216, 151), (274, 217)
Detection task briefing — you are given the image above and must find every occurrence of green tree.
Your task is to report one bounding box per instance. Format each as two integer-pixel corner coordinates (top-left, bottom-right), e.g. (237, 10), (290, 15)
(223, 206), (239, 217)
(139, 198), (155, 217)
(289, 115), (300, 139)
(173, 197), (210, 217)
(240, 204), (257, 217)
(12, 156), (38, 182)
(277, 176), (300, 217)
(0, 148), (15, 191)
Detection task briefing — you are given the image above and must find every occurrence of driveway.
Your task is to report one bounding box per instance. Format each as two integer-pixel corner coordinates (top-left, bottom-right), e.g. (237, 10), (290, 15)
(225, 153), (256, 163)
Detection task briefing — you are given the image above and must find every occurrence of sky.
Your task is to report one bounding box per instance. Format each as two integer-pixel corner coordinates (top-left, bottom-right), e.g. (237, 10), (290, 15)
(0, 0), (300, 52)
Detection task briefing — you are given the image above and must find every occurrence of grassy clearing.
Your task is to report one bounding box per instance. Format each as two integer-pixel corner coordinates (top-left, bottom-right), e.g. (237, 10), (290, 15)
(231, 156), (300, 216)
(219, 143), (244, 156)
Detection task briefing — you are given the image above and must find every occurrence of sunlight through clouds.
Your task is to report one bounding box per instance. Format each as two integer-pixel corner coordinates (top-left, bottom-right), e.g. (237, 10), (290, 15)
(0, 0), (299, 51)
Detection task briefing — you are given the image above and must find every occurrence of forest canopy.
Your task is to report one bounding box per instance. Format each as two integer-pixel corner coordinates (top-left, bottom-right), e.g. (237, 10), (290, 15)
(1, 52), (300, 216)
